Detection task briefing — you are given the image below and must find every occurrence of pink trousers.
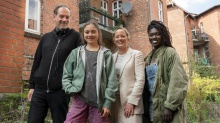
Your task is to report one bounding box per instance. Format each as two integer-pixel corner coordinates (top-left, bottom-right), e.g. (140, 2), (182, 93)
(64, 95), (110, 123)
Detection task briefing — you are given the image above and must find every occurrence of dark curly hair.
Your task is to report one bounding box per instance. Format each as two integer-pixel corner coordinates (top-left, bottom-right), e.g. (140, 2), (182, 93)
(147, 20), (173, 48)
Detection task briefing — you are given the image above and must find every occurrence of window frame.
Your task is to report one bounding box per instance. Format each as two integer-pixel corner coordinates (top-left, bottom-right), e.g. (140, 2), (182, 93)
(158, 1), (164, 22)
(192, 26), (196, 35)
(112, 0), (122, 27)
(25, 0), (41, 35)
(192, 26), (197, 39)
(101, 0), (109, 26)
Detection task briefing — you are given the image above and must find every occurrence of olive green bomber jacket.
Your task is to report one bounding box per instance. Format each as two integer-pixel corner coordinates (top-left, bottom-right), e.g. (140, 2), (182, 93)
(143, 45), (188, 123)
(62, 45), (118, 112)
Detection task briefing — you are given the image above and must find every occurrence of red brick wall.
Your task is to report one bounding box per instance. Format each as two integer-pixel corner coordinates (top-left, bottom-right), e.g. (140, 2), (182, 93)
(123, 0), (151, 56)
(151, 0), (168, 25)
(23, 0), (80, 81)
(128, 0), (168, 56)
(0, 0), (79, 93)
(122, 0), (168, 56)
(86, 0), (168, 57)
(0, 0), (171, 92)
(0, 0), (26, 92)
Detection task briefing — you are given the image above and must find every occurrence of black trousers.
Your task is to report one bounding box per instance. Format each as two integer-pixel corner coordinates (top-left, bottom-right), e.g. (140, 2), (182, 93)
(28, 89), (70, 123)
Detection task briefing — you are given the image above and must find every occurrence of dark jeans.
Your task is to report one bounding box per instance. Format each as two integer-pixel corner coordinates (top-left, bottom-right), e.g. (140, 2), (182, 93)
(28, 89), (70, 123)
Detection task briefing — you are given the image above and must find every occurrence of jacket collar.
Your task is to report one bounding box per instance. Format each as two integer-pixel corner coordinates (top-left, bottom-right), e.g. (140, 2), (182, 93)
(144, 45), (167, 65)
(114, 47), (133, 79)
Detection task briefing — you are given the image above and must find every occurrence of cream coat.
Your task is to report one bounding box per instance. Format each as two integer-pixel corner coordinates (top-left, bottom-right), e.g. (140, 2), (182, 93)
(113, 48), (145, 114)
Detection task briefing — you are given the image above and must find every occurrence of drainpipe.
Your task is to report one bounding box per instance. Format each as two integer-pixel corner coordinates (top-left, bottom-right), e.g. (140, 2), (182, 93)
(148, 0), (153, 49)
(149, 0), (152, 22)
(184, 13), (192, 85)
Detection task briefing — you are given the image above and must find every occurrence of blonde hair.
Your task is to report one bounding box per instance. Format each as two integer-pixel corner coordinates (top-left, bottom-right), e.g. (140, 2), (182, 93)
(112, 27), (130, 41)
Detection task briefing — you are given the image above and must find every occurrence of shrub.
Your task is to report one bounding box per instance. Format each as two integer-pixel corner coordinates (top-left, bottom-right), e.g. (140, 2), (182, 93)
(0, 82), (52, 123)
(0, 92), (29, 122)
(186, 74), (220, 123)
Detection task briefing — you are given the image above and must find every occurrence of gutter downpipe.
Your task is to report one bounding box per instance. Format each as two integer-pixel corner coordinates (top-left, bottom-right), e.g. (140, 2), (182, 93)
(148, 0), (153, 49)
(184, 13), (192, 85)
(149, 0), (152, 22)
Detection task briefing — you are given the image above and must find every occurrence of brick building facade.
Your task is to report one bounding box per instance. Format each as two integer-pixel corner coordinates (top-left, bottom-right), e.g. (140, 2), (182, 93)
(0, 0), (79, 93)
(0, 0), (168, 93)
(167, 3), (220, 75)
(195, 5), (220, 74)
(0, 0), (26, 92)
(167, 3), (194, 63)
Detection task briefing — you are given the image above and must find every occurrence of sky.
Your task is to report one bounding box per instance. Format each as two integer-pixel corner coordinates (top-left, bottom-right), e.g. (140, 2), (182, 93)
(173, 0), (220, 14)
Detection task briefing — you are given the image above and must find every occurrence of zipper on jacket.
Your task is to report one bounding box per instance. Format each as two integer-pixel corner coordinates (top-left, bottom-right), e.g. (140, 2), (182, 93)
(46, 39), (61, 93)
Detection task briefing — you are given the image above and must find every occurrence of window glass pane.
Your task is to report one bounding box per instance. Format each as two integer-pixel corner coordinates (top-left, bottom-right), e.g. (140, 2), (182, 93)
(28, 0), (39, 30)
(119, 10), (122, 17)
(114, 2), (117, 9)
(200, 22), (204, 33)
(114, 11), (117, 16)
(104, 2), (106, 9)
(158, 1), (163, 22)
(119, 1), (122, 7)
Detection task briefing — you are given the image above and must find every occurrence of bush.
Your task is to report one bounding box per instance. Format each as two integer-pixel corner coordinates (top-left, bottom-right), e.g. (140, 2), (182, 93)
(186, 74), (220, 123)
(191, 57), (217, 77)
(0, 92), (29, 123)
(0, 83), (52, 122)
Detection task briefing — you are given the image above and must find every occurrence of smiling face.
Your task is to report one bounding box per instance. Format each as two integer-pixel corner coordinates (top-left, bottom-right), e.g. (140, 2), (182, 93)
(148, 27), (163, 49)
(113, 29), (129, 50)
(54, 7), (70, 30)
(84, 24), (99, 45)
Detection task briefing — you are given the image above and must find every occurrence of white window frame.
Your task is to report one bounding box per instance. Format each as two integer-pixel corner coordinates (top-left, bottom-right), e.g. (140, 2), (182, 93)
(200, 22), (204, 33)
(192, 26), (197, 39)
(25, 0), (41, 34)
(192, 26), (196, 35)
(158, 1), (164, 22)
(112, 0), (122, 27)
(101, 0), (109, 26)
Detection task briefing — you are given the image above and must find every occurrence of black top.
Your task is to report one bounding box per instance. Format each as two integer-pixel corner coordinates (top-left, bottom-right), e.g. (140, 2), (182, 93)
(29, 28), (81, 92)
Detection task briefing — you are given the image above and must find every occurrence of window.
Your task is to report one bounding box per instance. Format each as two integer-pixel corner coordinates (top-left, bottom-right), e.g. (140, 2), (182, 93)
(25, 0), (41, 34)
(192, 26), (196, 39)
(192, 26), (196, 35)
(101, 0), (108, 26)
(200, 22), (204, 33)
(112, 0), (122, 27)
(158, 1), (163, 22)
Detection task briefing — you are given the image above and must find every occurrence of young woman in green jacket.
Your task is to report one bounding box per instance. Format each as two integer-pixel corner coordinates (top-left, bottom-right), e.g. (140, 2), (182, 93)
(143, 20), (188, 123)
(62, 20), (117, 123)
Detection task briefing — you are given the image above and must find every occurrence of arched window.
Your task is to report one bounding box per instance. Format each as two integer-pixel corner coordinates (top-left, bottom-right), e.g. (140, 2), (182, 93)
(200, 22), (204, 33)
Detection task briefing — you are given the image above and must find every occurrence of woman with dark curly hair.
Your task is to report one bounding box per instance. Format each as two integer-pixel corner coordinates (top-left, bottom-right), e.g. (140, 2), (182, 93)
(143, 20), (188, 123)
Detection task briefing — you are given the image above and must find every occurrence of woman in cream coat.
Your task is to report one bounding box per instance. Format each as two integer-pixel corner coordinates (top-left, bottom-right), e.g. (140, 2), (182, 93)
(110, 27), (145, 123)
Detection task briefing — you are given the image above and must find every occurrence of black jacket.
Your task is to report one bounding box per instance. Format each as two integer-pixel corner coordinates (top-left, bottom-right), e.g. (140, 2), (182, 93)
(29, 28), (81, 92)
